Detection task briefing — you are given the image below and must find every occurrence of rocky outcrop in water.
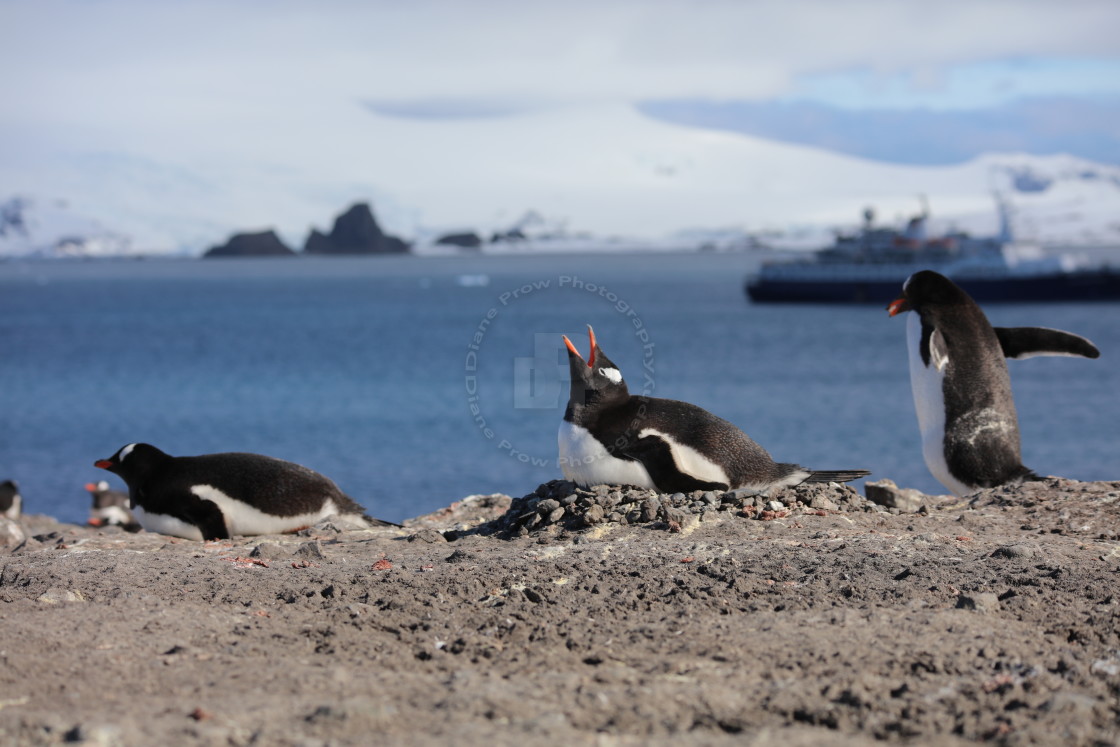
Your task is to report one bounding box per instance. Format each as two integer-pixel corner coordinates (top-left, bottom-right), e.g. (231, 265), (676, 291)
(303, 202), (409, 255)
(204, 230), (295, 258)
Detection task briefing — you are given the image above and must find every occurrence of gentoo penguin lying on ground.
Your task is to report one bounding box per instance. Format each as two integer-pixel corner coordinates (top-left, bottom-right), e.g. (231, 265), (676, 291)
(1, 480), (21, 520)
(85, 480), (139, 531)
(888, 270), (1100, 496)
(94, 443), (399, 540)
(558, 326), (869, 494)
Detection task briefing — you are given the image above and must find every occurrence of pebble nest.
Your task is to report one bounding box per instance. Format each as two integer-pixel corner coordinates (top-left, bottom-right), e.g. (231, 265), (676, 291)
(488, 479), (882, 537)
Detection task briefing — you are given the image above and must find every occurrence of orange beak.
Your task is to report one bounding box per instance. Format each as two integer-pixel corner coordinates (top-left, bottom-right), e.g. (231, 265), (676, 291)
(887, 298), (907, 317)
(562, 325), (597, 367)
(94, 460), (112, 470)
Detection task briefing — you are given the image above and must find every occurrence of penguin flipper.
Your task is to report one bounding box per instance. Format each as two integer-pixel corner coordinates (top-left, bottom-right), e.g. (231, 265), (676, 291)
(619, 435), (729, 493)
(994, 327), (1100, 360)
(183, 497), (230, 541)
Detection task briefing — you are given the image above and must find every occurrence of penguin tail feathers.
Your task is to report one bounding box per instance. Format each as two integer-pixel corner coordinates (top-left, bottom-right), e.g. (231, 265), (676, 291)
(1011, 466), (1042, 485)
(363, 514), (403, 529)
(803, 469), (871, 484)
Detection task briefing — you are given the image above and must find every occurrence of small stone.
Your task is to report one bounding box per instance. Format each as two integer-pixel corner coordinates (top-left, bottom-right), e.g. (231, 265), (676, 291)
(38, 588), (86, 605)
(294, 541), (326, 560)
(701, 491), (720, 506)
(407, 528), (448, 544)
(554, 481), (577, 495)
(662, 506), (688, 532)
(547, 507), (566, 523)
(809, 495), (839, 511)
(991, 543), (1040, 559)
(559, 493), (578, 506)
(865, 479), (926, 513)
(639, 497), (661, 522)
(582, 504), (605, 527)
(445, 549), (473, 564)
(956, 593), (1000, 613)
(250, 542), (290, 559)
(536, 499), (561, 515)
(766, 500), (785, 512)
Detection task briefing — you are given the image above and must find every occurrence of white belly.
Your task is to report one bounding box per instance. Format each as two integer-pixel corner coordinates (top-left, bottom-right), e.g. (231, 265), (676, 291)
(557, 421), (656, 489)
(3, 497), (21, 520)
(906, 313), (971, 496)
(134, 486), (345, 540)
(133, 506), (205, 541)
(192, 485), (342, 536)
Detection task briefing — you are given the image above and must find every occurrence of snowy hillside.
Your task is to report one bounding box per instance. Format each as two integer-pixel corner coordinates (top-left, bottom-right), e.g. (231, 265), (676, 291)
(0, 197), (133, 258)
(2, 104), (1120, 257)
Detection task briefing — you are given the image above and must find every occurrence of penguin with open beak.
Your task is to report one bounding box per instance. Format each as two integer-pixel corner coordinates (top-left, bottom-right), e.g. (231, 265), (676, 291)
(558, 325), (869, 494)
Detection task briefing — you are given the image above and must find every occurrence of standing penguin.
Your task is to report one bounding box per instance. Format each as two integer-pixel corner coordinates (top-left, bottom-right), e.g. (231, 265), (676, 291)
(558, 326), (869, 494)
(888, 270), (1100, 496)
(0, 480), (21, 520)
(94, 443), (398, 540)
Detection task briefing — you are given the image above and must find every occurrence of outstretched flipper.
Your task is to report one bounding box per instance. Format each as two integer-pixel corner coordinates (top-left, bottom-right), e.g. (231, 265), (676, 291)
(994, 327), (1100, 360)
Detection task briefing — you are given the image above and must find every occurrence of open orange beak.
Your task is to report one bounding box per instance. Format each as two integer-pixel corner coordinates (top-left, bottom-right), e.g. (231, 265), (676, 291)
(562, 325), (597, 367)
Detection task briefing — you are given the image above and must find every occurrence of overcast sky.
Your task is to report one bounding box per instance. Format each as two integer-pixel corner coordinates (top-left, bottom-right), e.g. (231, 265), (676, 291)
(2, 0), (1119, 247)
(5, 1), (1119, 118)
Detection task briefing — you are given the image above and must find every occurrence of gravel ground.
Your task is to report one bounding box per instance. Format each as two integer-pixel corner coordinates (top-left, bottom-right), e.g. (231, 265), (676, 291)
(1, 477), (1118, 746)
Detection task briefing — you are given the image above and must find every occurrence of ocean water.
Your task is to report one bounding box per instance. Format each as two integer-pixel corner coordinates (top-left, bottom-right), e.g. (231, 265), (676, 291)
(2, 253), (1117, 525)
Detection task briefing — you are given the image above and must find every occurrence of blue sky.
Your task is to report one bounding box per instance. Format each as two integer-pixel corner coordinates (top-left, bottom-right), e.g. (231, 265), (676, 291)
(637, 56), (1120, 164)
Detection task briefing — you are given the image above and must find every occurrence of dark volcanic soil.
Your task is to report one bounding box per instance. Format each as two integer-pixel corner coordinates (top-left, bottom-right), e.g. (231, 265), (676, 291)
(1, 478), (1119, 746)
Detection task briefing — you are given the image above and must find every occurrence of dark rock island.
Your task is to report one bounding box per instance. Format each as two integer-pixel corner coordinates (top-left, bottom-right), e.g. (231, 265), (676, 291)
(205, 230), (295, 258)
(204, 202), (409, 258)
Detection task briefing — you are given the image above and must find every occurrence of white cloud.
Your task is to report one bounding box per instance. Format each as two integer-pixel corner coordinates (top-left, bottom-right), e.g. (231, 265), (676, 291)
(2, 0), (1119, 250)
(4, 0), (1119, 120)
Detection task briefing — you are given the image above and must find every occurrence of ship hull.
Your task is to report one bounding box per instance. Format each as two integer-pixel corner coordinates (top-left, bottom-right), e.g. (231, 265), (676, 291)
(746, 270), (1120, 304)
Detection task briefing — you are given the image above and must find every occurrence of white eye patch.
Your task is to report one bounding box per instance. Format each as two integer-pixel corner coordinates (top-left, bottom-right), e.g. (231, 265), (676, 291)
(118, 443), (138, 461)
(598, 367), (622, 384)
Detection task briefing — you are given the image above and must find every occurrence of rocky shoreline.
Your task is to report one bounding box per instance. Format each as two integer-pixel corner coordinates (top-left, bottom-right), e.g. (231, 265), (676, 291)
(1, 477), (1119, 745)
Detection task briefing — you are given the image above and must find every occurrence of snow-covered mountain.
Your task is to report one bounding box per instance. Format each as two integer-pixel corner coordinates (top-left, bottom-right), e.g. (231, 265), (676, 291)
(3, 104), (1120, 258)
(0, 196), (134, 258)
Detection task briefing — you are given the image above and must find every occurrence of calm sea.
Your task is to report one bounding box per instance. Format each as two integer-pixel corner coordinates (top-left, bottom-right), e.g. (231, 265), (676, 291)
(2, 253), (1117, 524)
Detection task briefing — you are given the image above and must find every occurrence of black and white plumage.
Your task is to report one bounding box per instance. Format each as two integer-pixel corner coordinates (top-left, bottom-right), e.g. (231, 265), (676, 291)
(888, 270), (1100, 496)
(94, 443), (398, 541)
(85, 480), (139, 530)
(558, 326), (869, 494)
(0, 480), (21, 520)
